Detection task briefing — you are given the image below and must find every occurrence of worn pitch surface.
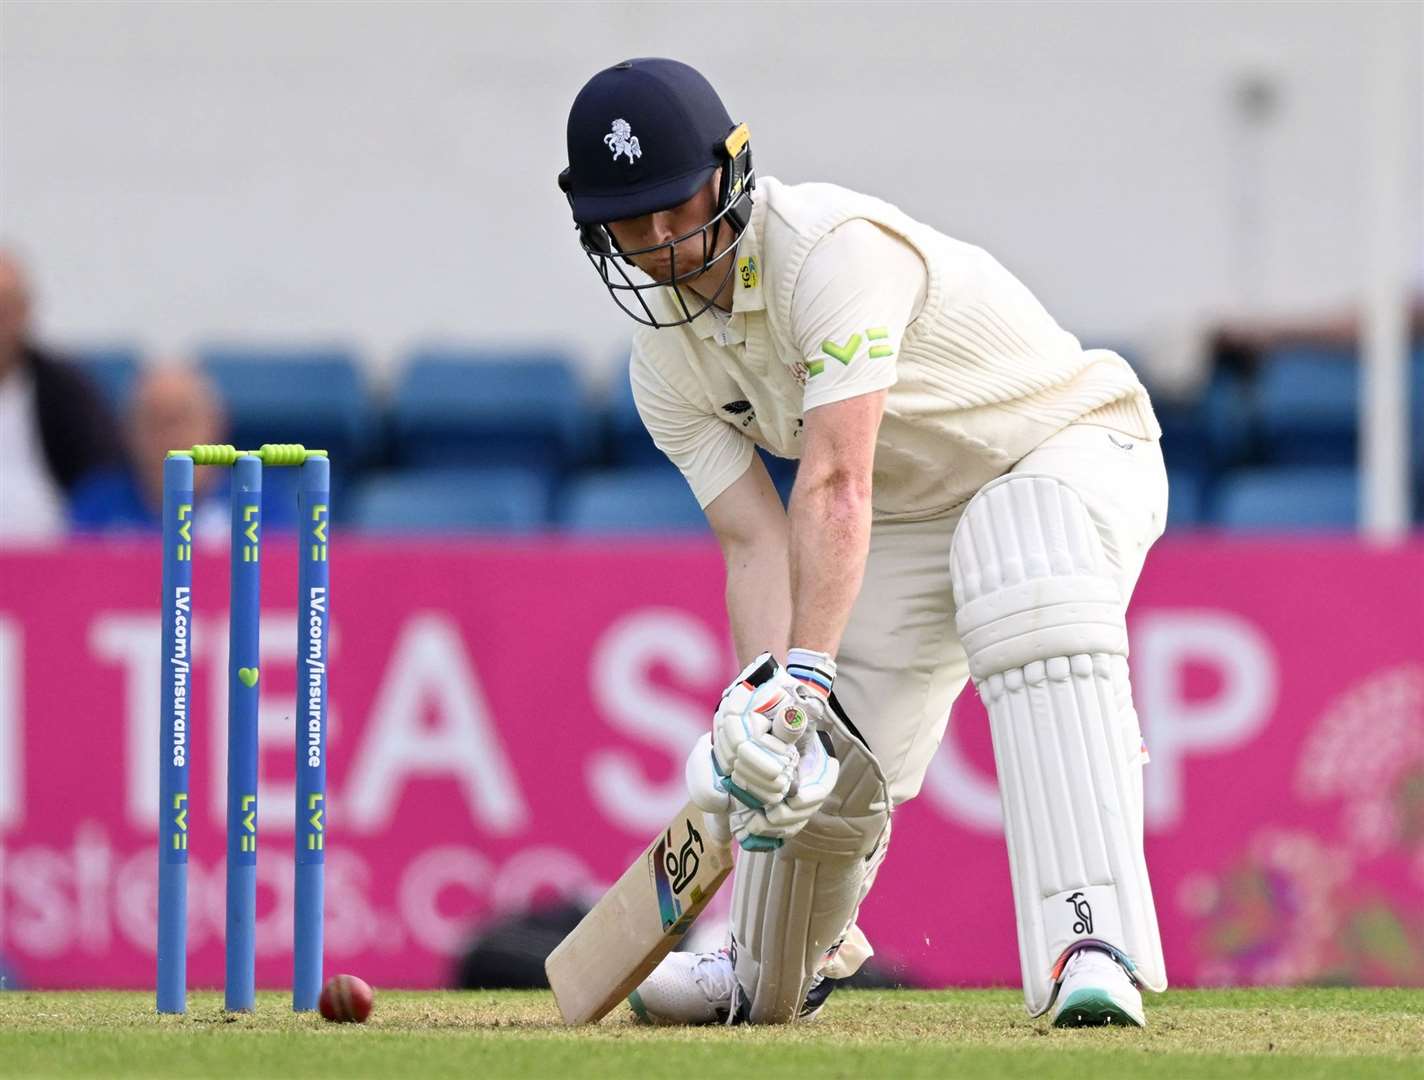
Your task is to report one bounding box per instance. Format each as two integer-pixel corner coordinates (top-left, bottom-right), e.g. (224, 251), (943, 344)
(1, 988), (1420, 1078)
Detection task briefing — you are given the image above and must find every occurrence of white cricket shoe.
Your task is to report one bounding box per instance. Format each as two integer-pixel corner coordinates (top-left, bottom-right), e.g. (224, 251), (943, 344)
(1049, 948), (1146, 1028)
(628, 949), (736, 1025)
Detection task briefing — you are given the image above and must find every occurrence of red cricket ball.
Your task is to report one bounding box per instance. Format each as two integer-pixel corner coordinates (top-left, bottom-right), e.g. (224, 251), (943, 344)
(319, 974), (374, 1023)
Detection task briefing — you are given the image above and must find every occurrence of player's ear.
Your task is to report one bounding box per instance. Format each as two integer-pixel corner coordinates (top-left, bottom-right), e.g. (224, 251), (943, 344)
(581, 224), (615, 255)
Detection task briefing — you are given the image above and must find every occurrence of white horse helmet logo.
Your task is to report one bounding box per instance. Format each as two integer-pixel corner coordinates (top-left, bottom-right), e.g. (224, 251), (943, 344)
(604, 119), (642, 164)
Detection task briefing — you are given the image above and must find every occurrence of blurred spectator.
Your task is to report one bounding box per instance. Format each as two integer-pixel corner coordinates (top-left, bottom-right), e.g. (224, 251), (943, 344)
(0, 248), (122, 542)
(69, 364), (230, 535)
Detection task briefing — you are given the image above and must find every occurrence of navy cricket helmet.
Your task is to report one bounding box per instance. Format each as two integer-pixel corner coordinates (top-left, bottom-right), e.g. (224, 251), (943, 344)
(558, 58), (755, 327)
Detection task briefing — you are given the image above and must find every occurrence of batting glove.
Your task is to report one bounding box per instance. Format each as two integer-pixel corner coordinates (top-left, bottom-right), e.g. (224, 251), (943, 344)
(728, 728), (840, 850)
(710, 654), (802, 810)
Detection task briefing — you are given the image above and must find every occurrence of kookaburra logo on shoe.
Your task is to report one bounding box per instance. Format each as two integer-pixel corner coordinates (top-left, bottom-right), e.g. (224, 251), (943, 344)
(604, 119), (641, 163)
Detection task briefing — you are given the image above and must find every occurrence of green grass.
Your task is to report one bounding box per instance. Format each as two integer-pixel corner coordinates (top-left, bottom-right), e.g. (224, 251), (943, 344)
(0, 988), (1420, 1079)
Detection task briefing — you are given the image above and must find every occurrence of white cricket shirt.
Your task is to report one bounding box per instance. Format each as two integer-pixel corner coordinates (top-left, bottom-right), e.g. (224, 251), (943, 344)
(630, 177), (1159, 521)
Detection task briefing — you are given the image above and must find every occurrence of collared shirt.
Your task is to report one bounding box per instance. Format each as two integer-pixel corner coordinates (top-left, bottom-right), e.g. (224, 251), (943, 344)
(629, 177), (1156, 521)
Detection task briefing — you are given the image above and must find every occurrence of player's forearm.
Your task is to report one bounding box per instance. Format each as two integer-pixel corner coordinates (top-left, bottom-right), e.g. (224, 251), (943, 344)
(723, 536), (792, 667)
(787, 473), (872, 656)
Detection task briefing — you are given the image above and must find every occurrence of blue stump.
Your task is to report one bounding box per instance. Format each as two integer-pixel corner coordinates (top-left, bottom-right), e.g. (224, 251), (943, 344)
(293, 456), (329, 1010)
(157, 455), (195, 1013)
(225, 455), (262, 1012)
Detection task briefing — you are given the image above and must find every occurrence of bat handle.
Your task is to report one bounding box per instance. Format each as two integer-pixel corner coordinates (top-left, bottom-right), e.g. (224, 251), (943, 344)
(771, 700), (809, 746)
(770, 700), (811, 800)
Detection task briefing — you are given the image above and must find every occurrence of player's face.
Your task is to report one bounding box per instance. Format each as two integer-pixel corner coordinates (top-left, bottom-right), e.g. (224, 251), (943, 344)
(605, 173), (722, 285)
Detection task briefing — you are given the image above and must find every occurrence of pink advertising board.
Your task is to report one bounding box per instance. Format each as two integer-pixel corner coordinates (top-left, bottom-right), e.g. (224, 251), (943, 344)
(1, 538), (1421, 992)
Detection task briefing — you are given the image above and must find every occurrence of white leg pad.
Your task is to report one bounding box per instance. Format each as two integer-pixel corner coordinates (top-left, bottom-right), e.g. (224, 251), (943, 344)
(951, 473), (1166, 1017)
(730, 719), (890, 1023)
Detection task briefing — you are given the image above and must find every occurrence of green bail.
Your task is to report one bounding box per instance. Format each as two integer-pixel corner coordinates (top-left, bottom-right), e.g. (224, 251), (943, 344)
(166, 444), (328, 466)
(257, 443), (325, 465)
(181, 444), (242, 465)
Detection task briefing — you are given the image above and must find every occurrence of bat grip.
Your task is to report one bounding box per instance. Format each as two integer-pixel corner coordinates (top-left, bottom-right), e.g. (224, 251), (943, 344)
(770, 700), (809, 745)
(770, 701), (810, 800)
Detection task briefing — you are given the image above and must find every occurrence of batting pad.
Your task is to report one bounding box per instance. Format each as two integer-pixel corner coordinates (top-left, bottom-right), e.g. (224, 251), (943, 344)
(951, 474), (1166, 1017)
(731, 719), (889, 1023)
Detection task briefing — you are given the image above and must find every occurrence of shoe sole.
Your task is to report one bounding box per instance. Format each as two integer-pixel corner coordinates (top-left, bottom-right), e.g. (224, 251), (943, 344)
(1051, 988), (1144, 1028)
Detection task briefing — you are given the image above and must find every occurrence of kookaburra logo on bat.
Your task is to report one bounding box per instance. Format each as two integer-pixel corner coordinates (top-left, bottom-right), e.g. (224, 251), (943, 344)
(664, 818), (705, 893)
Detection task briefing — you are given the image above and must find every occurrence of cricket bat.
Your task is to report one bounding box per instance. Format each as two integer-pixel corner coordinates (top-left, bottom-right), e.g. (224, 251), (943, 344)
(545, 800), (734, 1025)
(546, 683), (807, 1026)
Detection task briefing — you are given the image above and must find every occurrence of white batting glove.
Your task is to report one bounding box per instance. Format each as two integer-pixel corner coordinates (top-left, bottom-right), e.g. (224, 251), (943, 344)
(763, 646), (837, 739)
(728, 729), (840, 850)
(710, 654), (802, 810)
(691, 649), (842, 851)
(684, 733), (736, 847)
(686, 731), (732, 816)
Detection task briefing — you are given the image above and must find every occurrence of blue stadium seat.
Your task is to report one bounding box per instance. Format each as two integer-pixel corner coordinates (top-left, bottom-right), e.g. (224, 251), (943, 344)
(1202, 368), (1255, 468)
(1165, 469), (1207, 529)
(605, 362), (665, 466)
(1213, 466), (1358, 531)
(71, 345), (141, 409)
(199, 345), (372, 468)
(560, 466), (708, 533)
(1256, 346), (1358, 465)
(1411, 346), (1424, 526)
(392, 349), (590, 472)
(348, 467), (549, 533)
(1146, 369), (1252, 477)
(1411, 345), (1424, 476)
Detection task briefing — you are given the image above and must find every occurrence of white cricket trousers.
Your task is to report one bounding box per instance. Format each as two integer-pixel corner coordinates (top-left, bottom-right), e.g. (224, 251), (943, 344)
(833, 421), (1169, 805)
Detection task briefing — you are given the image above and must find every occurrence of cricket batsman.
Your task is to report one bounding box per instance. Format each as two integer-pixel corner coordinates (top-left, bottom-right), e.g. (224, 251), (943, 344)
(557, 58), (1169, 1028)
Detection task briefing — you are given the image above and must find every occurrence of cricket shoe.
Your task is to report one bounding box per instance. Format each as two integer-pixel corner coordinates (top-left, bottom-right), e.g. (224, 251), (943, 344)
(628, 949), (737, 1025)
(1049, 947), (1146, 1028)
(628, 950), (837, 1025)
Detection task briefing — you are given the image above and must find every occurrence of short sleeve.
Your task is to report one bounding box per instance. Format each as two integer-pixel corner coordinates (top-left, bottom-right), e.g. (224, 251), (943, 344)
(790, 220), (927, 412)
(629, 339), (755, 509)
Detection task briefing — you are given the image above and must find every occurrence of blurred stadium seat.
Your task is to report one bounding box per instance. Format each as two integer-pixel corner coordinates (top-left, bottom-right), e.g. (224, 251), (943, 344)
(604, 363), (665, 467)
(1213, 466), (1358, 531)
(392, 349), (591, 472)
(1166, 469), (1207, 529)
(71, 344), (141, 409)
(1411, 345), (1424, 486)
(1151, 368), (1253, 478)
(199, 345), (372, 469)
(348, 467), (549, 533)
(1256, 345), (1358, 465)
(560, 466), (708, 533)
(1202, 368), (1255, 469)
(66, 337), (1413, 535)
